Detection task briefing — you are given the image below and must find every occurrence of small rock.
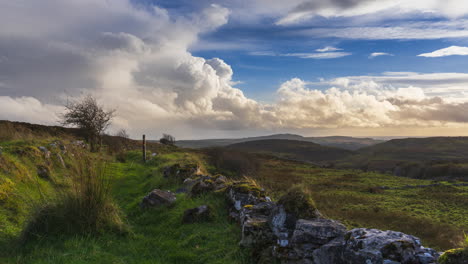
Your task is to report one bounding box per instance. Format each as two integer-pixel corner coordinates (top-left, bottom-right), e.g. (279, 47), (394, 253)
(37, 165), (50, 179)
(140, 189), (176, 208)
(56, 153), (66, 168)
(38, 146), (51, 159)
(182, 205), (212, 223)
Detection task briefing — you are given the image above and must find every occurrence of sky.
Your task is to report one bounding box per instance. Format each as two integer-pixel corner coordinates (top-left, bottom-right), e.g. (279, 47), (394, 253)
(1, 0), (468, 139)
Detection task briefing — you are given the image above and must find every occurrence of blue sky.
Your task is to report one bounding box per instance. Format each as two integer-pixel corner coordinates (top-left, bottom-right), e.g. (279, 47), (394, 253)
(1, 0), (468, 138)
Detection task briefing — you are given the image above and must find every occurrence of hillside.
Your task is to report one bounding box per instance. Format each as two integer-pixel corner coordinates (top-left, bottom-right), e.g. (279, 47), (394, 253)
(0, 121), (466, 263)
(226, 139), (354, 163)
(176, 134), (384, 150)
(337, 137), (468, 180)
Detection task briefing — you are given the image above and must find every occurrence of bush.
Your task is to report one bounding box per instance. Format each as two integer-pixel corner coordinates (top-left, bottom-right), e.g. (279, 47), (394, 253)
(277, 185), (320, 220)
(160, 134), (175, 145)
(21, 158), (127, 241)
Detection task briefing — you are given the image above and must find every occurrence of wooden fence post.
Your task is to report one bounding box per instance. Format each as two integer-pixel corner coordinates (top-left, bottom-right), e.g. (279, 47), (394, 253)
(142, 134), (146, 163)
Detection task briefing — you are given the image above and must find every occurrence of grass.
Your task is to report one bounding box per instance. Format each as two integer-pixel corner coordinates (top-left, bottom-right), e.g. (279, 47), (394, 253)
(213, 154), (468, 251)
(1, 132), (467, 263)
(0, 142), (250, 264)
(21, 158), (126, 240)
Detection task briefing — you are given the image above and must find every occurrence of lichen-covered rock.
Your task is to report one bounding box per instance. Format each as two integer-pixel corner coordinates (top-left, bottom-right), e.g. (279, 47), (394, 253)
(182, 205), (213, 223)
(438, 247), (468, 264)
(227, 181), (268, 217)
(240, 217), (273, 247)
(292, 219), (347, 247)
(341, 228), (440, 264)
(312, 236), (346, 264)
(140, 189), (176, 208)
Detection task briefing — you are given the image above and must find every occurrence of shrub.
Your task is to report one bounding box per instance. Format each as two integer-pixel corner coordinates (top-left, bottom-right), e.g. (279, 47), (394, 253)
(277, 185), (320, 220)
(160, 134), (175, 145)
(21, 158), (127, 241)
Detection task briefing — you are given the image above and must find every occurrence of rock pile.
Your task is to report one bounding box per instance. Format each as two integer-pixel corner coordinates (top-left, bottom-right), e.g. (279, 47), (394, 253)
(150, 162), (441, 263)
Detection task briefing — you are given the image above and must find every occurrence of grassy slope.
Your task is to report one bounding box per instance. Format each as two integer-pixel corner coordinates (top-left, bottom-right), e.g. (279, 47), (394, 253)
(232, 155), (468, 250)
(1, 131), (467, 262)
(0, 141), (249, 264)
(339, 137), (468, 166)
(227, 139), (353, 163)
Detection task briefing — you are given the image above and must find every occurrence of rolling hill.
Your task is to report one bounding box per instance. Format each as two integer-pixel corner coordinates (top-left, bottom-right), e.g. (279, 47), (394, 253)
(337, 137), (468, 180)
(226, 139), (354, 163)
(176, 133), (384, 150)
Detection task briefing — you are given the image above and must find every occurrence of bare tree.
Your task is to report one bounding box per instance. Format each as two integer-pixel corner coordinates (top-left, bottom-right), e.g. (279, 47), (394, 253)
(160, 133), (175, 145)
(61, 95), (115, 152)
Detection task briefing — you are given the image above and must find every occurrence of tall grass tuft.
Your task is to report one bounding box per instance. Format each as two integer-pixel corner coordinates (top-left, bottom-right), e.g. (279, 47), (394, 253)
(21, 157), (127, 241)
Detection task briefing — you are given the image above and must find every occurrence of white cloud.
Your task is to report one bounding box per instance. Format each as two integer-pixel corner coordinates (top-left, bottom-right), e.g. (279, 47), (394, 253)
(299, 21), (468, 40)
(316, 46), (342, 52)
(418, 46), (468, 57)
(275, 0), (468, 25)
(273, 74), (468, 129)
(369, 52), (394, 58)
(284, 52), (352, 59)
(249, 50), (352, 59)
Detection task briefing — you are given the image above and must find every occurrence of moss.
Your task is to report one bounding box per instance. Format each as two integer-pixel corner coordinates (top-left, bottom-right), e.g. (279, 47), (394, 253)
(277, 186), (320, 219)
(439, 248), (468, 264)
(204, 179), (214, 184)
(243, 204), (253, 209)
(232, 182), (264, 197)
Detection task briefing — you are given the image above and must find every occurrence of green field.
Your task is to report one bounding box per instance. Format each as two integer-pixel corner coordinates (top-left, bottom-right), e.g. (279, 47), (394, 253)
(230, 155), (468, 250)
(0, 136), (467, 263)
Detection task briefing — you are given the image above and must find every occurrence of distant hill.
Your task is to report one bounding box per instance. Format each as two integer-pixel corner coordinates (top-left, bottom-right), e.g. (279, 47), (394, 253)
(337, 137), (468, 180)
(176, 133), (384, 150)
(227, 139), (354, 163)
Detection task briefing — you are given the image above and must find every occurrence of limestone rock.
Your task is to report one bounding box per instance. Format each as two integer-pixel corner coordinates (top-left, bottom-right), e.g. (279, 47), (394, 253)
(140, 189), (176, 208)
(291, 219), (346, 247)
(341, 228), (440, 264)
